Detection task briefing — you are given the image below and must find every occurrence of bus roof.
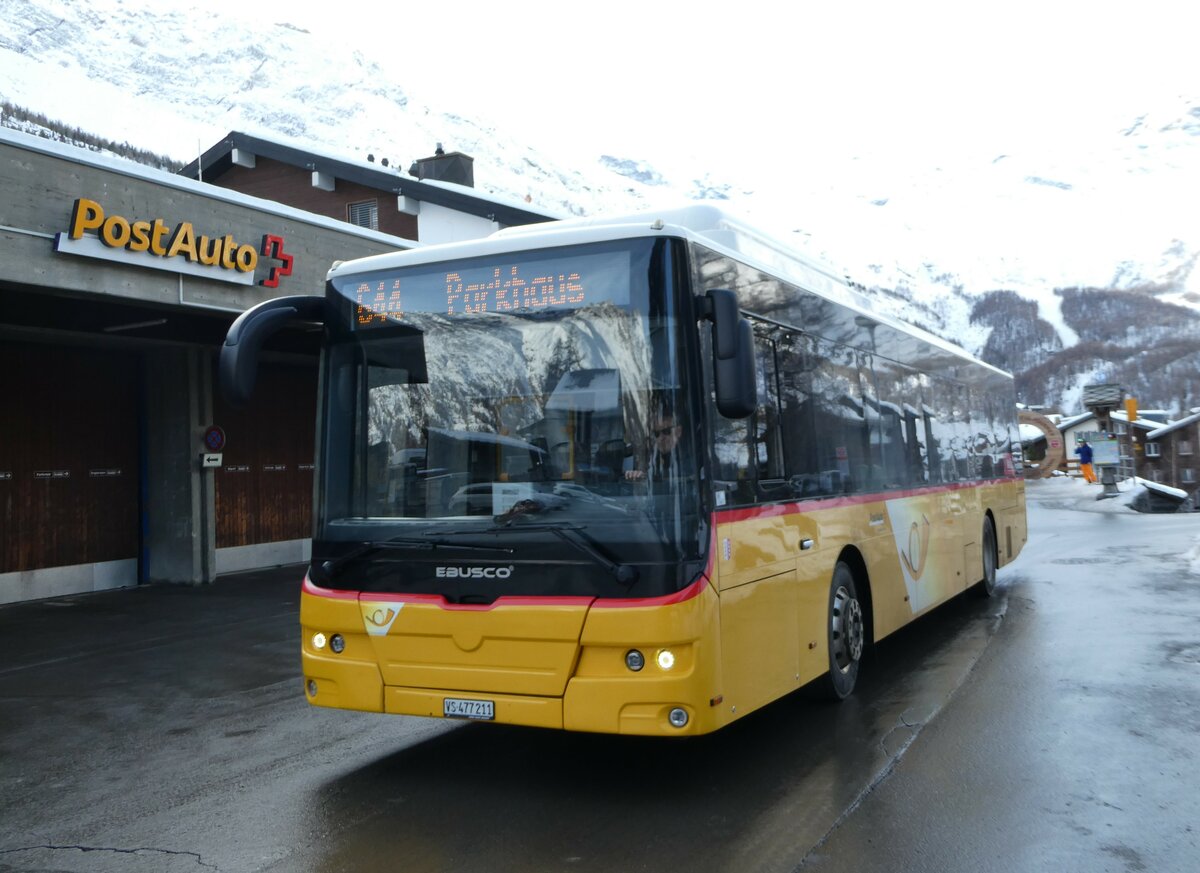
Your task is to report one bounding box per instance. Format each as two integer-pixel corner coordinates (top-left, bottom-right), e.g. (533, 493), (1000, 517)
(327, 204), (1008, 379)
(328, 204), (842, 286)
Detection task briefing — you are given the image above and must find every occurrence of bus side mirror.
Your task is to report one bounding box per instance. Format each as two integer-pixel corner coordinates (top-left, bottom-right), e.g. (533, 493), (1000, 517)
(219, 295), (328, 407)
(702, 288), (756, 419)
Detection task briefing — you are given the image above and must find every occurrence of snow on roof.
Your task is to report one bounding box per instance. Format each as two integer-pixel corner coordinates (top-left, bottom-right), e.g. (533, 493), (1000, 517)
(1057, 412), (1096, 429)
(1112, 410), (1172, 429)
(1134, 477), (1189, 500)
(0, 126), (419, 248)
(182, 130), (560, 228)
(1059, 410), (1176, 432)
(1019, 423), (1046, 444)
(1148, 410), (1200, 440)
(412, 175), (570, 220)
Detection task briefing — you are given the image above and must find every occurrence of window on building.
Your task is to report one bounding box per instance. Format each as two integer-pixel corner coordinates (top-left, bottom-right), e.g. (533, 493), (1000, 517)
(1152, 469), (1164, 483)
(1115, 422), (1127, 434)
(1183, 468), (1197, 484)
(348, 200), (379, 230)
(1145, 442), (1161, 458)
(1180, 440), (1193, 456)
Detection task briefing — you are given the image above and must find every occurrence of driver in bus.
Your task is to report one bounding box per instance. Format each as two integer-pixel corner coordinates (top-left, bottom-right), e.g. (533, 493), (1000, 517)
(625, 410), (682, 482)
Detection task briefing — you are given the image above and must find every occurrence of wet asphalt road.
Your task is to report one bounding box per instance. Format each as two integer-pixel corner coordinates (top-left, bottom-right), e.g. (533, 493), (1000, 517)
(1, 480), (1197, 872)
(802, 482), (1200, 873)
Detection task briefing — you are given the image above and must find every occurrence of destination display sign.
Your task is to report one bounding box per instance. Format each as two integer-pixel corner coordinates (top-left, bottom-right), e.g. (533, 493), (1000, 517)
(345, 249), (632, 328)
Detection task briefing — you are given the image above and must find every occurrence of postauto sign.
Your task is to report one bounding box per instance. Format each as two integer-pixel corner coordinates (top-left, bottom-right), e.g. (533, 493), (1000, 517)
(54, 196), (294, 288)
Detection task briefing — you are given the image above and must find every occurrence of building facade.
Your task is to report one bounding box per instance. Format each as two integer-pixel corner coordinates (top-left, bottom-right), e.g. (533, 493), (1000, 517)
(1144, 412), (1200, 502)
(179, 132), (553, 246)
(0, 128), (555, 604)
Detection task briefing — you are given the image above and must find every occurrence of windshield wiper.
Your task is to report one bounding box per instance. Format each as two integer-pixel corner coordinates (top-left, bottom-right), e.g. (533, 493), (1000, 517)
(544, 525), (639, 587)
(471, 519), (638, 587)
(318, 537), (512, 579)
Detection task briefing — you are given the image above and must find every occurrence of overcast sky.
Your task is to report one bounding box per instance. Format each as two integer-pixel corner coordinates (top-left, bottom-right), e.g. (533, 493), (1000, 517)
(265, 0), (1199, 176)
(9, 0), (1198, 293)
(266, 0), (1198, 293)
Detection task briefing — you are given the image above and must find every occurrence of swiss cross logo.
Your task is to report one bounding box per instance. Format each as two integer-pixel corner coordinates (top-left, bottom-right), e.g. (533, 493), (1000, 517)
(259, 234), (294, 288)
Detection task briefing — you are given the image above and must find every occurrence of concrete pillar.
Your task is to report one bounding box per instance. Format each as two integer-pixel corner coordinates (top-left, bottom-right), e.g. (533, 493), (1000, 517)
(142, 347), (216, 584)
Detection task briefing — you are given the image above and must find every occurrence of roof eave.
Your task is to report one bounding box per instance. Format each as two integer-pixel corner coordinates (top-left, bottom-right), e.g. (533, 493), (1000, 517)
(177, 131), (555, 226)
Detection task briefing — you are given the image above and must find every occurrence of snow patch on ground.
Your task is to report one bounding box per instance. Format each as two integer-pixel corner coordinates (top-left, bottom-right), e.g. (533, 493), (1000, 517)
(1185, 539), (1200, 577)
(1025, 474), (1141, 514)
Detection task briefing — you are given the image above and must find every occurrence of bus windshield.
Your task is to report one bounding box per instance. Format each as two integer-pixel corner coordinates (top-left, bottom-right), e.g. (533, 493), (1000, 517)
(316, 237), (705, 600)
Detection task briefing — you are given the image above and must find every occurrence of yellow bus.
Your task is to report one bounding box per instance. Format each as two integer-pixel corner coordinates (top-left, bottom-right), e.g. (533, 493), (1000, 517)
(221, 205), (1026, 736)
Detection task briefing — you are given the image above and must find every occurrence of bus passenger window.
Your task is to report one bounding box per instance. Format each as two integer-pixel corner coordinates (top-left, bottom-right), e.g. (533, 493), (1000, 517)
(808, 338), (870, 496)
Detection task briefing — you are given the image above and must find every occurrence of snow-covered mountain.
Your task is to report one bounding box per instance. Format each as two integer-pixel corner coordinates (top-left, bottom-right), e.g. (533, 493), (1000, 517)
(2, 0), (1198, 414)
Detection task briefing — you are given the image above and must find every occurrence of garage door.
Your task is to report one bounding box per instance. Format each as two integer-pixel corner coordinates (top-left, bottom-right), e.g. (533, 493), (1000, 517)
(0, 341), (139, 573)
(213, 361), (317, 548)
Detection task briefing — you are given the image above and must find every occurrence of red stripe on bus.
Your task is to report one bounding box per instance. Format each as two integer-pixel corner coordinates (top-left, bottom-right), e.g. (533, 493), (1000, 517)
(590, 576), (709, 608)
(302, 575), (359, 599)
(303, 574), (712, 610)
(350, 592), (596, 611)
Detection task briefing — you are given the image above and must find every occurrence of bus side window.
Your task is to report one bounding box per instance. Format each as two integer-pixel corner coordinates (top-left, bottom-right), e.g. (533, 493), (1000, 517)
(710, 326), (783, 506)
(708, 316), (753, 504)
(751, 330), (786, 495)
(871, 357), (919, 488)
(951, 382), (972, 481)
(927, 375), (955, 483)
(809, 337), (870, 496)
(776, 333), (822, 497)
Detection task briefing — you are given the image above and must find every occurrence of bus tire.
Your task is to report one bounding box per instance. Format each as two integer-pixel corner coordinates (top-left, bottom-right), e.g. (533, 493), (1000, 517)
(823, 561), (864, 700)
(970, 516), (998, 598)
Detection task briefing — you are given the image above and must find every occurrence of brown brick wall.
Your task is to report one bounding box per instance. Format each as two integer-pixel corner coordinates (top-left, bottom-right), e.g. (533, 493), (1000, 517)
(210, 157), (418, 239)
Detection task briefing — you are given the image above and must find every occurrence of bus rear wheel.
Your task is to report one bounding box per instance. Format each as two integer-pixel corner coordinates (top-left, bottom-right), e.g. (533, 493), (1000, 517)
(970, 516), (998, 598)
(823, 562), (864, 700)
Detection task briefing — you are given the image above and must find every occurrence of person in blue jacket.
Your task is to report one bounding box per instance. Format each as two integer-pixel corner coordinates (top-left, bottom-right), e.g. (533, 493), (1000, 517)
(1075, 439), (1097, 483)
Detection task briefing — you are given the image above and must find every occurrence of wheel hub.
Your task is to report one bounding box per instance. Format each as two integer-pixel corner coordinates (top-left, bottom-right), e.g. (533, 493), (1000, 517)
(832, 586), (865, 670)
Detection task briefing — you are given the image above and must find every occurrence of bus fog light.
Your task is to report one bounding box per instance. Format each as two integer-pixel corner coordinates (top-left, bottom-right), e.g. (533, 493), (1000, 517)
(330, 634), (345, 654)
(625, 649), (645, 672)
(312, 632), (327, 650)
(668, 707), (689, 728)
(306, 680), (318, 697)
(656, 649), (676, 671)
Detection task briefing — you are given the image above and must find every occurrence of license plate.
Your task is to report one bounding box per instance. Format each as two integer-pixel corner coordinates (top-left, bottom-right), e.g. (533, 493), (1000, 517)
(443, 697), (495, 720)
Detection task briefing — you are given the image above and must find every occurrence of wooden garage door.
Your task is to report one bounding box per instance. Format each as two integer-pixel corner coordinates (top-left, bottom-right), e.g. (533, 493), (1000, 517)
(213, 361), (317, 548)
(0, 341), (139, 573)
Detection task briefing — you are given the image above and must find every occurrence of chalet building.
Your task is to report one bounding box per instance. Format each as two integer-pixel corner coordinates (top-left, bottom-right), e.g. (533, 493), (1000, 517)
(1053, 406), (1197, 503)
(1143, 411), (1200, 502)
(1110, 410), (1172, 482)
(0, 127), (557, 605)
(179, 132), (554, 245)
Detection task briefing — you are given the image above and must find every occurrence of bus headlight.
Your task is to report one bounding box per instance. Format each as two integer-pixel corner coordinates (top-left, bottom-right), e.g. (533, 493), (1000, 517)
(330, 634), (345, 654)
(668, 708), (689, 728)
(312, 632), (327, 650)
(656, 649), (676, 671)
(625, 649), (645, 672)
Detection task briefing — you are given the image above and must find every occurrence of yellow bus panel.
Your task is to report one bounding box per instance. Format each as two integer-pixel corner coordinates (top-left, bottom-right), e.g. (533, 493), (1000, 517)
(299, 479), (1026, 736)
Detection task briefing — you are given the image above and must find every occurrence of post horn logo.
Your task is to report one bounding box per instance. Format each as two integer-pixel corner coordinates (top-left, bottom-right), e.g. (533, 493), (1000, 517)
(361, 604), (401, 636)
(901, 514), (932, 580)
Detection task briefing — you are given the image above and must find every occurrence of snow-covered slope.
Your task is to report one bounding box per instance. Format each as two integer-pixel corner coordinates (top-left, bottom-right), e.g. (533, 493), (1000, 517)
(2, 0), (1198, 413)
(0, 0), (665, 218)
